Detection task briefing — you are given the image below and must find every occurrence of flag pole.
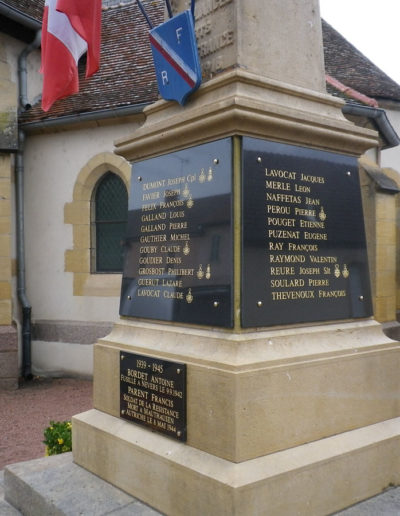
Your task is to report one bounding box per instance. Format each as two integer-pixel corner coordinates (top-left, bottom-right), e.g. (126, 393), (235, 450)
(191, 0), (195, 21)
(165, 0), (173, 18)
(136, 0), (153, 29)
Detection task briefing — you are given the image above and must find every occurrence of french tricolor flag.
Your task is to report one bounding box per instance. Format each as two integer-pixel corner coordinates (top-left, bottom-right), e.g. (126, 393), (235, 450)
(40, 0), (101, 112)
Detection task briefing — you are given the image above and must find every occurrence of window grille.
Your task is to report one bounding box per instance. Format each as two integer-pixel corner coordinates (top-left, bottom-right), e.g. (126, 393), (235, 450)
(92, 172), (128, 272)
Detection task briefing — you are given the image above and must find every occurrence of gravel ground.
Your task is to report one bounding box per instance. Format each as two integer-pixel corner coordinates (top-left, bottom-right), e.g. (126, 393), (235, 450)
(0, 377), (93, 470)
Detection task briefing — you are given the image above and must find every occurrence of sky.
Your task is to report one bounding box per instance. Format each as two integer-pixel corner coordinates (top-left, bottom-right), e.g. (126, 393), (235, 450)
(319, 0), (400, 85)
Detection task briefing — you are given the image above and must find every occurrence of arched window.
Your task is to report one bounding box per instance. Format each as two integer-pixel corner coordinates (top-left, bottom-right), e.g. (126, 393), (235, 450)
(92, 172), (128, 273)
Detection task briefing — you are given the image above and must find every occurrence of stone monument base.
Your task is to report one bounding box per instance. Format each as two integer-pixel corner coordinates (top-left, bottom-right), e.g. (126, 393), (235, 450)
(72, 318), (400, 515)
(73, 411), (400, 515)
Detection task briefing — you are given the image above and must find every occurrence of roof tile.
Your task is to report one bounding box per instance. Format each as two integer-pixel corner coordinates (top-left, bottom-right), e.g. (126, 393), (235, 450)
(7, 2), (400, 123)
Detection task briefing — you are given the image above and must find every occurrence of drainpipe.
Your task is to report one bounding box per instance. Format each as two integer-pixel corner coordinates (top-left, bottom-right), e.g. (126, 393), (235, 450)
(15, 130), (32, 379)
(342, 104), (400, 150)
(16, 30), (41, 379)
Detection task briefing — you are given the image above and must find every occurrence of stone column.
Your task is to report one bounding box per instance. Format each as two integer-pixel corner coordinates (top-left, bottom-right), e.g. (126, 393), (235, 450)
(73, 1), (400, 513)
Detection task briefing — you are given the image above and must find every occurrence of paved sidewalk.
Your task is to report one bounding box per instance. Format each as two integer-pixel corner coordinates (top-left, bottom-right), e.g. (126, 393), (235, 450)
(0, 377), (399, 515)
(0, 377), (93, 470)
(335, 487), (400, 515)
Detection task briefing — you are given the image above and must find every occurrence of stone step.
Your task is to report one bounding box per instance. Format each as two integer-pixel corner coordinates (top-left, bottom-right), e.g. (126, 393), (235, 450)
(4, 453), (161, 516)
(0, 471), (22, 515)
(4, 452), (399, 515)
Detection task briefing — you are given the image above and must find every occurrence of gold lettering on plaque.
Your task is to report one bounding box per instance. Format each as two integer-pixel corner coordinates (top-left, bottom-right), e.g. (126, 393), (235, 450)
(268, 229), (300, 239)
(294, 207), (315, 217)
(159, 199), (185, 209)
(318, 290), (347, 298)
(169, 221), (188, 230)
(265, 180), (291, 191)
(138, 267), (165, 275)
(267, 205), (291, 215)
(163, 290), (184, 299)
(197, 264), (204, 279)
(164, 188), (180, 198)
(309, 255), (337, 263)
(141, 223), (167, 233)
(268, 217), (296, 227)
(308, 278), (329, 286)
(269, 242), (284, 251)
(305, 196), (320, 206)
(299, 220), (325, 229)
(143, 179), (166, 190)
(342, 264), (349, 278)
(271, 290), (315, 300)
(270, 279), (305, 288)
(137, 289), (161, 298)
(303, 232), (327, 240)
(294, 184), (311, 193)
(139, 245), (158, 254)
(300, 173), (325, 184)
(266, 193), (301, 203)
(270, 266), (295, 275)
(170, 233), (190, 241)
(142, 191), (160, 201)
(288, 243), (318, 252)
(265, 168), (297, 180)
(299, 267), (320, 275)
(138, 256), (163, 265)
(334, 264), (341, 278)
(161, 278), (183, 287)
(270, 254), (305, 263)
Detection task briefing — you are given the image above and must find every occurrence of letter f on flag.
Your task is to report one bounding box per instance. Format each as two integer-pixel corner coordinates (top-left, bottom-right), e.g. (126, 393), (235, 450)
(40, 0), (101, 112)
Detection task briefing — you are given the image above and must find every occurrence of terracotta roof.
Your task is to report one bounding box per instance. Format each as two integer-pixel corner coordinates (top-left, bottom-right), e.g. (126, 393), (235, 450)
(6, 2), (400, 123)
(325, 74), (379, 107)
(322, 19), (400, 102)
(19, 0), (164, 124)
(0, 0), (44, 21)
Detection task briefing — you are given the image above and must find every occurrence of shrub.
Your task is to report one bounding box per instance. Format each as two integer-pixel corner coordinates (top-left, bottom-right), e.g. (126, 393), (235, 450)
(43, 420), (72, 455)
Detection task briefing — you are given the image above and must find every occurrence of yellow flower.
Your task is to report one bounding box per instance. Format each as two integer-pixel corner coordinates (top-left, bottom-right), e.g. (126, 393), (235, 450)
(58, 438), (64, 445)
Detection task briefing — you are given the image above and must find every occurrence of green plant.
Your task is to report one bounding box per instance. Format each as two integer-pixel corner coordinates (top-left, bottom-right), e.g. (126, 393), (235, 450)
(43, 420), (72, 455)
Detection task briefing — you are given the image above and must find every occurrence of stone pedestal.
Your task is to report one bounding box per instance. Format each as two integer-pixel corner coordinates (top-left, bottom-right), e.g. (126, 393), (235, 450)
(74, 319), (400, 514)
(73, 1), (399, 513)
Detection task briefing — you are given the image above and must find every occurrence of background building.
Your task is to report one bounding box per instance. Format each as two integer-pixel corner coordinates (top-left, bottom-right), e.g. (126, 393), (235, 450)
(0, 0), (400, 386)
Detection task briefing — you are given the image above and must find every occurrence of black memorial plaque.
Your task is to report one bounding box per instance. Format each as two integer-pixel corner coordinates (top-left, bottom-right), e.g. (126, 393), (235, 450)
(120, 138), (233, 327)
(120, 351), (187, 441)
(241, 137), (373, 327)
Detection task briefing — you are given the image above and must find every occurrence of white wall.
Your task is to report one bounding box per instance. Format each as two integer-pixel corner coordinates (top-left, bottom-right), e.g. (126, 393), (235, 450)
(5, 33), (42, 107)
(380, 106), (400, 172)
(23, 122), (139, 324)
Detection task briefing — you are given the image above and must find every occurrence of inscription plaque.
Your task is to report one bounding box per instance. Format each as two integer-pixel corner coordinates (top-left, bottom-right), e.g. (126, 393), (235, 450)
(120, 351), (187, 441)
(120, 138), (233, 327)
(120, 136), (373, 329)
(241, 137), (373, 327)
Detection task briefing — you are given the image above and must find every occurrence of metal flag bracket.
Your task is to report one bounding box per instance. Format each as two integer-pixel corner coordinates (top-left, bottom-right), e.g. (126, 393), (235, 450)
(136, 0), (201, 105)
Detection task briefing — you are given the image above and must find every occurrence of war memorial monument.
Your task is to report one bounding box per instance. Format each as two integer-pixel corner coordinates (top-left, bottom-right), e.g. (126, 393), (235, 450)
(71, 0), (400, 513)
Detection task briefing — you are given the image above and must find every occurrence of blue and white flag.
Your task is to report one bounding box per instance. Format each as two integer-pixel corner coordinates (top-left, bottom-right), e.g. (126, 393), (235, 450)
(149, 10), (202, 105)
